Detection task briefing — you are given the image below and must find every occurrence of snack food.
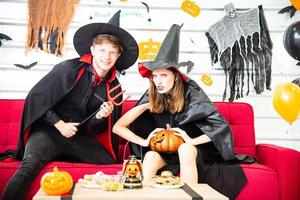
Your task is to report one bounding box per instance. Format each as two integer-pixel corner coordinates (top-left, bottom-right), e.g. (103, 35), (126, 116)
(161, 171), (173, 177)
(151, 171), (182, 187)
(101, 181), (123, 191)
(78, 172), (124, 191)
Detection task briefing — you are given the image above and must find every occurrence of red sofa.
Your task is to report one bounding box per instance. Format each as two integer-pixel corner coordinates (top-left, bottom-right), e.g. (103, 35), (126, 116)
(0, 99), (299, 200)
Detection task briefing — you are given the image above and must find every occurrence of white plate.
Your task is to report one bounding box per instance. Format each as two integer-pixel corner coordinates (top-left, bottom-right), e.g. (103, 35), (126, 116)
(80, 183), (101, 189)
(150, 182), (184, 189)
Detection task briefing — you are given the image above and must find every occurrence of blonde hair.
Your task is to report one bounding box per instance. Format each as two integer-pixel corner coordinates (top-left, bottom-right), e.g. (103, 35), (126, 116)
(149, 68), (185, 114)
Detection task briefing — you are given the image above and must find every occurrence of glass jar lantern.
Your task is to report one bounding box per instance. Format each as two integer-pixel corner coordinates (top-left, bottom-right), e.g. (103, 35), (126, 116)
(122, 155), (143, 189)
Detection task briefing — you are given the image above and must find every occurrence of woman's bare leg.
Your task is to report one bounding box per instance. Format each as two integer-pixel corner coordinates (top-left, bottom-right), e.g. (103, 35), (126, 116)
(142, 151), (166, 184)
(178, 143), (198, 184)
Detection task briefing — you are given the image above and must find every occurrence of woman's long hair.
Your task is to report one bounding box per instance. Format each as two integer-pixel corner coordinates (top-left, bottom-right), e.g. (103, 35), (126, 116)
(149, 68), (185, 114)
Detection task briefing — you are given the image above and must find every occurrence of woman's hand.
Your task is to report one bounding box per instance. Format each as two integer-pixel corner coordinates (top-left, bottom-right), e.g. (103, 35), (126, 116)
(171, 127), (192, 144)
(54, 120), (79, 138)
(140, 128), (164, 147)
(96, 101), (114, 119)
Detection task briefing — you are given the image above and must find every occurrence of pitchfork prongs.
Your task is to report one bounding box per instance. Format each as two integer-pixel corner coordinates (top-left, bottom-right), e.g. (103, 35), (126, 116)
(108, 84), (131, 106)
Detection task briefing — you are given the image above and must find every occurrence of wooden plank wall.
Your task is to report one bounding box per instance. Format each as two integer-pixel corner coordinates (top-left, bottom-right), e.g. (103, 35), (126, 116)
(0, 0), (299, 150)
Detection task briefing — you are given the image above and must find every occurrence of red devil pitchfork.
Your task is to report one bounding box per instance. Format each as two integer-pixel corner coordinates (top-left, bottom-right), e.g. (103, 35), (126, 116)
(77, 84), (130, 126)
(107, 83), (131, 106)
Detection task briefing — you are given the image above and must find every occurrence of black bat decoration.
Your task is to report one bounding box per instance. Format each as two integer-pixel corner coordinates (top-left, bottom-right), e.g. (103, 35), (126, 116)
(178, 60), (194, 74)
(0, 33), (12, 47)
(14, 61), (38, 70)
(141, 2), (151, 22)
(190, 37), (195, 44)
(278, 5), (297, 18)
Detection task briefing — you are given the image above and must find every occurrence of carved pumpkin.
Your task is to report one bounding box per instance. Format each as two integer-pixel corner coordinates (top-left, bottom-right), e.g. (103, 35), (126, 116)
(201, 74), (213, 86)
(150, 130), (184, 153)
(123, 155), (143, 177)
(40, 166), (73, 195)
(124, 162), (141, 177)
(181, 0), (200, 17)
(138, 39), (161, 60)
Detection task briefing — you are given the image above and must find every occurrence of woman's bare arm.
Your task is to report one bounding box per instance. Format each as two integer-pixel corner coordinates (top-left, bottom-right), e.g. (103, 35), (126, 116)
(113, 103), (151, 146)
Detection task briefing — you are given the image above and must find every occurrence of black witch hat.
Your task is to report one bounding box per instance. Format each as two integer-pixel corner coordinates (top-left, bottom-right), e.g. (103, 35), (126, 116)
(138, 24), (193, 81)
(73, 10), (138, 71)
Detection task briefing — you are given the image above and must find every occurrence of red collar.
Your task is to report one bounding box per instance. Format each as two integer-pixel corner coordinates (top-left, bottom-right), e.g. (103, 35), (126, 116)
(80, 54), (117, 85)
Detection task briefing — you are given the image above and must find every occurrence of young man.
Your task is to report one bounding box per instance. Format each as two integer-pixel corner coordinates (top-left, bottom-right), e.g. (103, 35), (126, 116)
(1, 11), (138, 200)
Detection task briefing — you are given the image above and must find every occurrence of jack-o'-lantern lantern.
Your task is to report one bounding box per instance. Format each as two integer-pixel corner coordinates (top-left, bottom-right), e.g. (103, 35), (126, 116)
(40, 166), (73, 195)
(138, 39), (161, 60)
(201, 74), (213, 86)
(122, 155), (143, 189)
(181, 0), (200, 17)
(124, 162), (141, 177)
(150, 130), (184, 153)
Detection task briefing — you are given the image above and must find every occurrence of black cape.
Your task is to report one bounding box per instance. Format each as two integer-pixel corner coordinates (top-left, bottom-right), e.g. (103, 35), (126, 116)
(13, 58), (122, 161)
(130, 79), (235, 161)
(129, 80), (248, 199)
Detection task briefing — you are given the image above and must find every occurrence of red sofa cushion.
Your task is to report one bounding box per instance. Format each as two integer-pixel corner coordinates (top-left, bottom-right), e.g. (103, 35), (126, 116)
(237, 163), (279, 200)
(0, 100), (24, 152)
(214, 102), (256, 158)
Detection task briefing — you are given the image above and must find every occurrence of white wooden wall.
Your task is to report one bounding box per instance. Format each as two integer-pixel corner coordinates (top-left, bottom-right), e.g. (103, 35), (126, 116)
(0, 0), (299, 151)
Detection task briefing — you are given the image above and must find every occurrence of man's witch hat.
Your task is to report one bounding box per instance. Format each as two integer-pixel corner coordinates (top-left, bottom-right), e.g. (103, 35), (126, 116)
(73, 10), (138, 72)
(138, 24), (193, 81)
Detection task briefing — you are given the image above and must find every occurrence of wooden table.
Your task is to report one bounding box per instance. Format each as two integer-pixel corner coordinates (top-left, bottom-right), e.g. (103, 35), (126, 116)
(33, 183), (228, 200)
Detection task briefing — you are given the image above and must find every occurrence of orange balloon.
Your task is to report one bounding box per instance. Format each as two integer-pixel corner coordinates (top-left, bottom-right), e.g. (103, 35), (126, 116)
(272, 83), (300, 124)
(290, 0), (300, 10)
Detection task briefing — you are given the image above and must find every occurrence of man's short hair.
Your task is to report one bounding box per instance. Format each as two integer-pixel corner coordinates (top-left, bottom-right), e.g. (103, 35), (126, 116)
(92, 34), (123, 53)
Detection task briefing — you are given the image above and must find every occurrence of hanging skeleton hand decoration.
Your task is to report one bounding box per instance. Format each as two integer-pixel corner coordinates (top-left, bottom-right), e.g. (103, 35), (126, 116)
(206, 4), (273, 101)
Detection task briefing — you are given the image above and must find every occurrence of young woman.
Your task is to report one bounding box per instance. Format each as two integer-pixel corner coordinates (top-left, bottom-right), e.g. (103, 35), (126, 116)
(113, 24), (247, 199)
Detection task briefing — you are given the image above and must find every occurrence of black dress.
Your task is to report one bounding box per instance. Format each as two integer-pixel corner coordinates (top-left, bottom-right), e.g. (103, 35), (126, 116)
(152, 111), (247, 199)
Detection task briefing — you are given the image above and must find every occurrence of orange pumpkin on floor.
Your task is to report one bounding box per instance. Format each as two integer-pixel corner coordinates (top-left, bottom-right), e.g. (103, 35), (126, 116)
(40, 166), (73, 195)
(150, 130), (184, 153)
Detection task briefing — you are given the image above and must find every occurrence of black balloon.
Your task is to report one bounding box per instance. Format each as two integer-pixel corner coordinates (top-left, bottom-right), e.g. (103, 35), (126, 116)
(283, 21), (300, 61)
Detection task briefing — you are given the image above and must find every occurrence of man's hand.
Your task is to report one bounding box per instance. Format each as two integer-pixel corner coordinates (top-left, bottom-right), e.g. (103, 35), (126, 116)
(96, 101), (114, 119)
(54, 120), (79, 138)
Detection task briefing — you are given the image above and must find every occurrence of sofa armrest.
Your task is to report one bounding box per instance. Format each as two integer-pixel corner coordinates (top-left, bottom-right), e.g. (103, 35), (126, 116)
(256, 143), (300, 200)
